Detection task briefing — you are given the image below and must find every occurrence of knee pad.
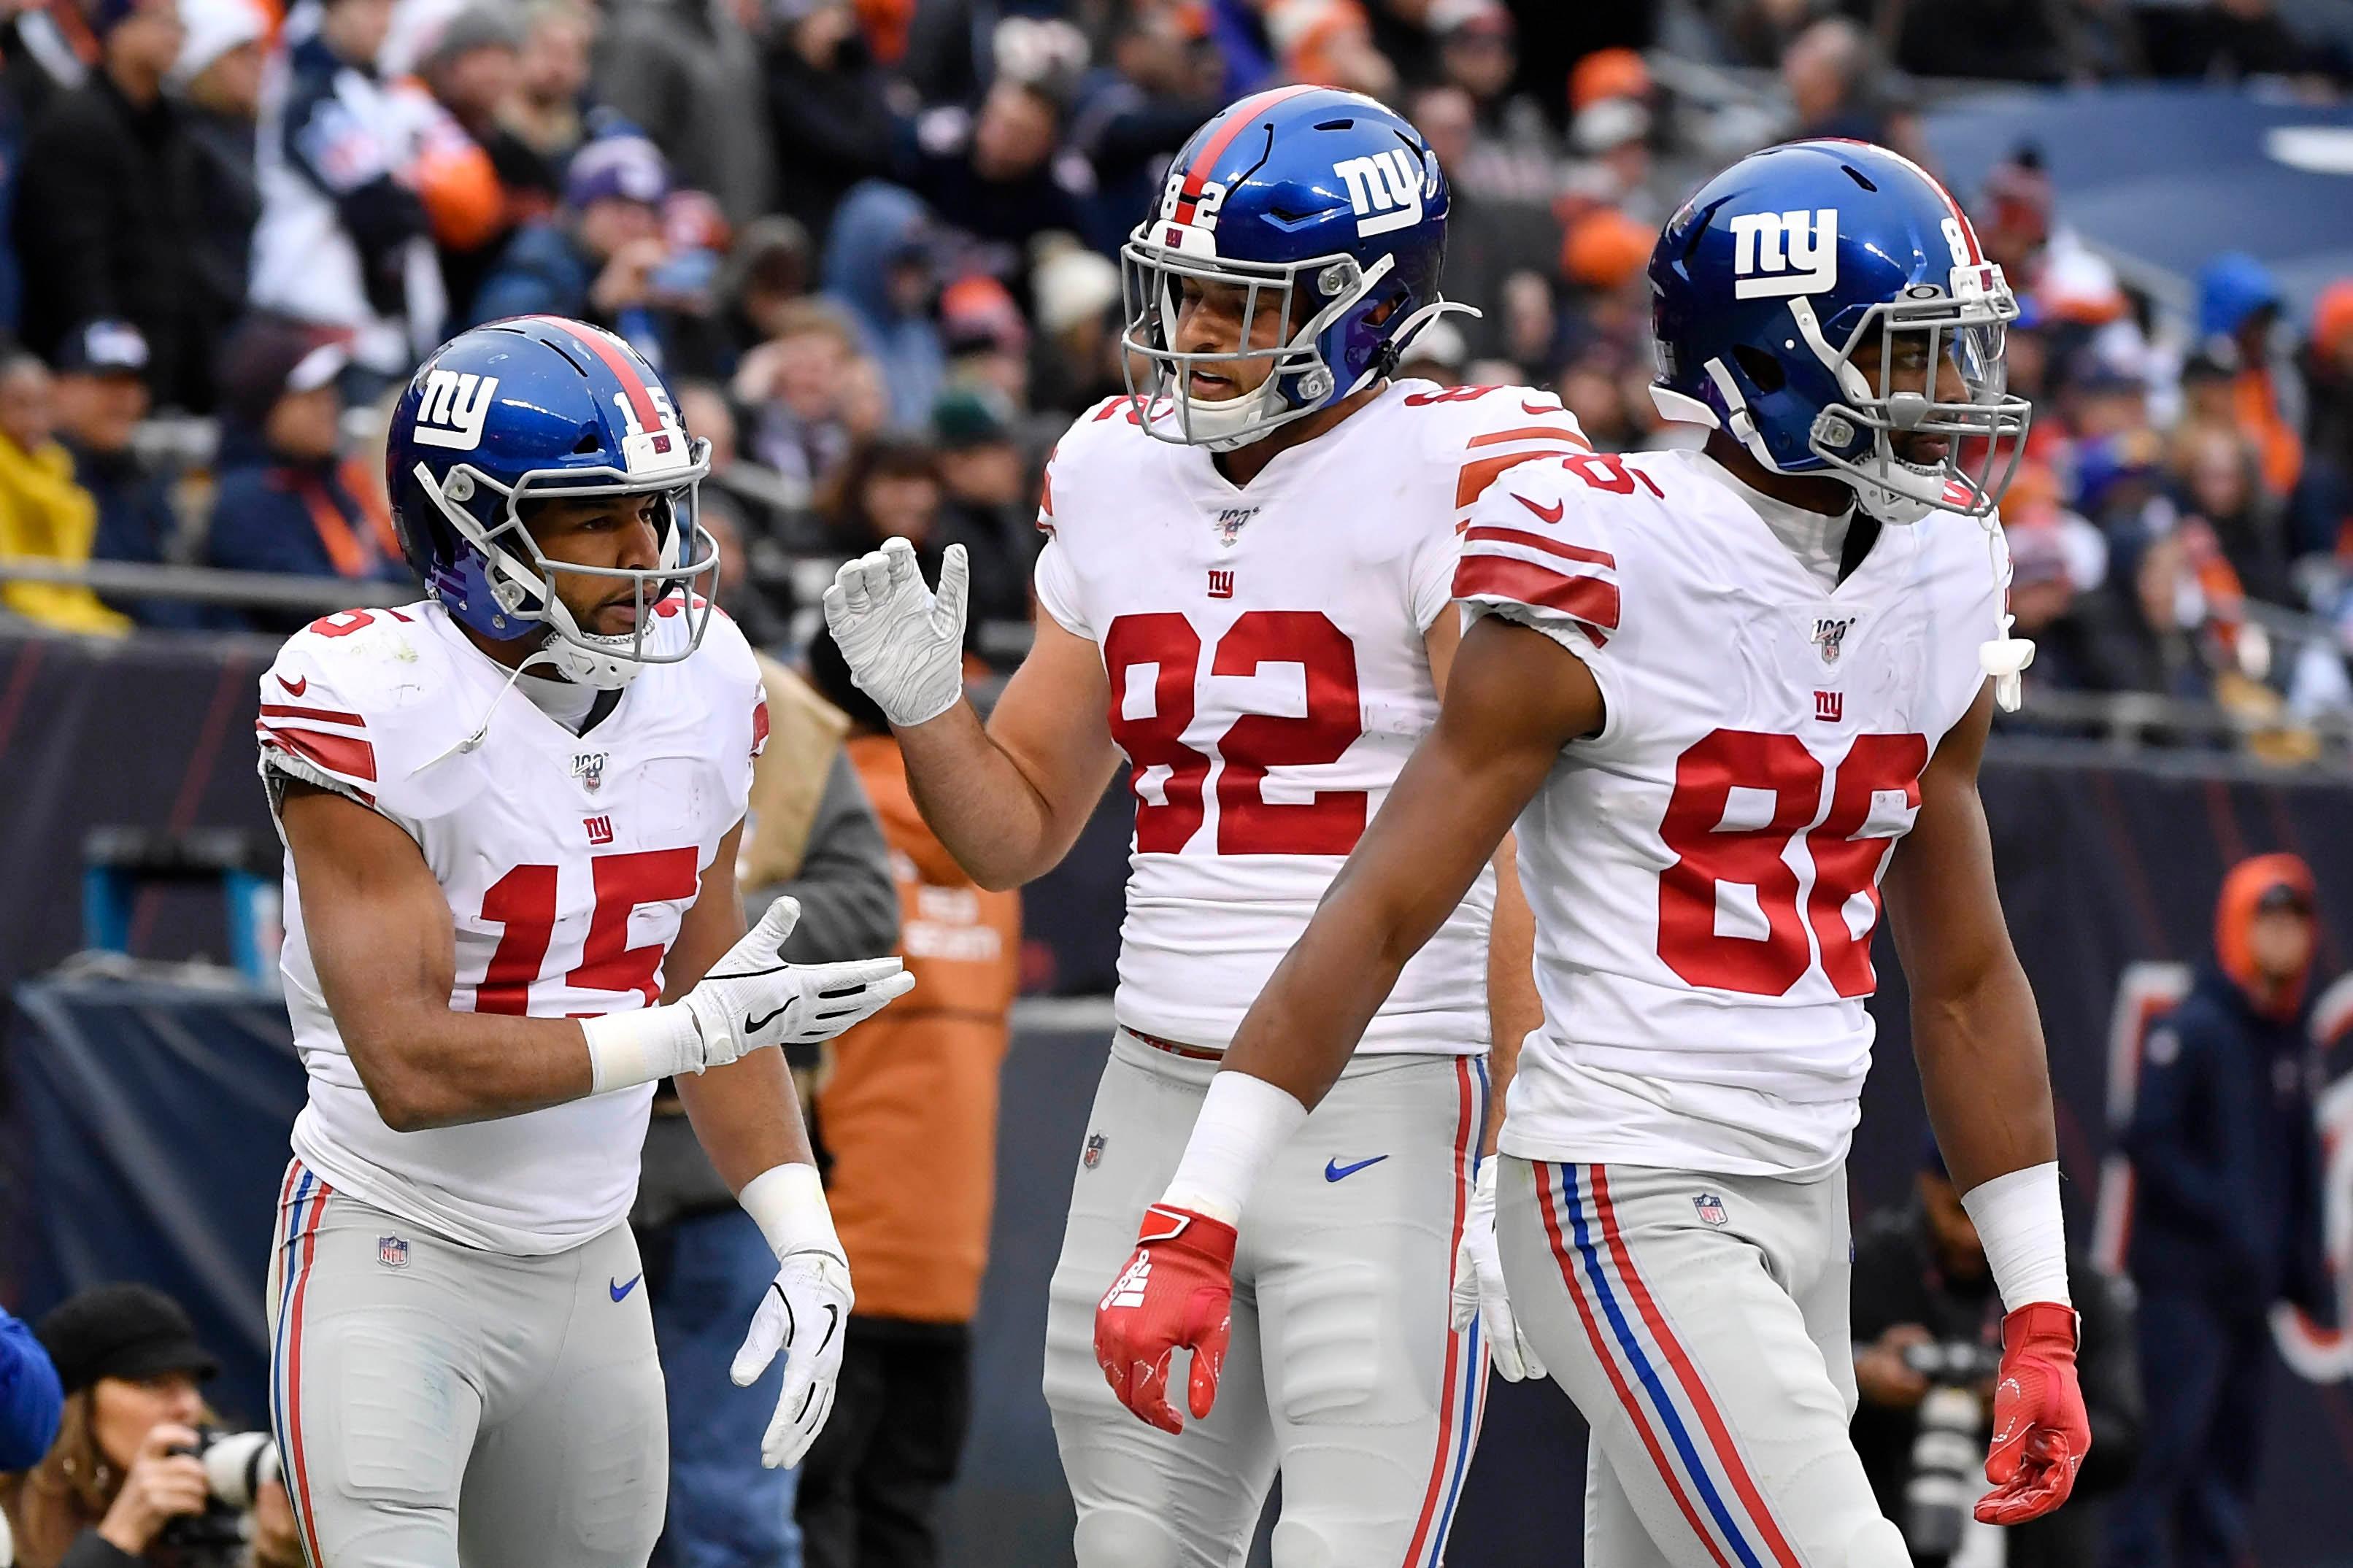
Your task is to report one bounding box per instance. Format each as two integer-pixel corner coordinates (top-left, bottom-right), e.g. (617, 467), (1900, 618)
(1843, 1513), (1911, 1568)
(1267, 1515), (1341, 1568)
(1268, 1259), (1394, 1424)
(1074, 1506), (1186, 1568)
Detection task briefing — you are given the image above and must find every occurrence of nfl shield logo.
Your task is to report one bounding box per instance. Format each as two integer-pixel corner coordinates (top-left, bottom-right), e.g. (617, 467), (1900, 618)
(1810, 616), (1855, 665)
(1693, 1194), (1728, 1227)
(572, 752), (606, 792)
(1082, 1132), (1107, 1171)
(377, 1235), (411, 1269)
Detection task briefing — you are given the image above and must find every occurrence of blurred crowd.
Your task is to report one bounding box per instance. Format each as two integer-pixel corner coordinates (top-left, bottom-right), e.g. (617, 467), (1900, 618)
(0, 0), (2349, 727)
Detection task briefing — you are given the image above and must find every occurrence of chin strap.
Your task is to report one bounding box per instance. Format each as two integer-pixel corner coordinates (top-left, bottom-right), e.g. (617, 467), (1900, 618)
(1977, 516), (2036, 712)
(1380, 298), (1482, 374)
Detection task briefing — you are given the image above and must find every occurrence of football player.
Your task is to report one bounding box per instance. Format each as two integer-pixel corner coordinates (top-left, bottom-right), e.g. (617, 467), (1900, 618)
(821, 88), (1566, 1567)
(255, 316), (913, 1567)
(1093, 139), (2092, 1567)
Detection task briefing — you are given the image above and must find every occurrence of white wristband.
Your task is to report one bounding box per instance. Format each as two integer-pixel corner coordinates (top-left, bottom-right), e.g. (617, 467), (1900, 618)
(1160, 1071), (1309, 1227)
(741, 1162), (844, 1262)
(579, 1005), (704, 1094)
(1960, 1161), (2072, 1312)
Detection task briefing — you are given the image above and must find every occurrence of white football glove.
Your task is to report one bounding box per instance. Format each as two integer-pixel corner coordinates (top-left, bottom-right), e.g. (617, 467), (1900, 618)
(731, 1249), (853, 1468)
(678, 897), (913, 1062)
(820, 536), (968, 728)
(580, 898), (914, 1093)
(733, 1165), (855, 1469)
(1452, 1159), (1544, 1382)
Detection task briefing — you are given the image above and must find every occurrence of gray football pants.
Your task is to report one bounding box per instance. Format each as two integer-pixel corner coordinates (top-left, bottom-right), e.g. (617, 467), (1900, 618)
(264, 1156), (668, 1568)
(1042, 1031), (1490, 1568)
(1493, 1157), (1910, 1568)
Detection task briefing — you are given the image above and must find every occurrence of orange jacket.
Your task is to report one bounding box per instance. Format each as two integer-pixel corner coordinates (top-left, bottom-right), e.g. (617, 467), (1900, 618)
(817, 735), (1021, 1323)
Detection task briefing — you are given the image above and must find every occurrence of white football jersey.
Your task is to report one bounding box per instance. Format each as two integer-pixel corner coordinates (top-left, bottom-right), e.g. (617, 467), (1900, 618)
(1033, 381), (1590, 1053)
(256, 599), (765, 1254)
(1455, 448), (2008, 1176)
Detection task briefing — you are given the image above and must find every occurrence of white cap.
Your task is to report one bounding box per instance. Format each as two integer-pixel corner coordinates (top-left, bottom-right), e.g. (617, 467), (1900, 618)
(172, 0), (268, 87)
(1033, 246), (1120, 334)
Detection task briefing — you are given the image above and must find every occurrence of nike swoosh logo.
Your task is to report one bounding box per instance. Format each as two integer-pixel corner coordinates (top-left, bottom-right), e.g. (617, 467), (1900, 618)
(609, 1274), (642, 1302)
(1325, 1155), (1390, 1182)
(1522, 399), (1563, 415)
(278, 674), (308, 696)
(746, 1006), (787, 1033)
(1515, 493), (1564, 525)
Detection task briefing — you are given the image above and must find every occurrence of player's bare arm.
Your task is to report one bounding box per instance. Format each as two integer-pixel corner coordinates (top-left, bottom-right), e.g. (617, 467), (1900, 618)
(1884, 684), (2056, 1193)
(662, 822), (816, 1186)
(1884, 681), (2089, 1523)
(1422, 603), (1541, 1154)
(281, 779), (598, 1130)
(1220, 614), (1597, 1113)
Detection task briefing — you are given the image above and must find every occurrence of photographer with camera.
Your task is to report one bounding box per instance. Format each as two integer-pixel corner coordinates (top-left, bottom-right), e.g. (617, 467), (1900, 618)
(0, 1286), (299, 1568)
(1853, 1151), (2141, 1567)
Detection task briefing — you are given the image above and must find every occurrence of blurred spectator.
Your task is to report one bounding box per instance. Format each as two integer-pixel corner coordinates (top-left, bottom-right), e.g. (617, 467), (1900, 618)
(204, 319), (407, 618)
(714, 215), (814, 368)
(898, 78), (1090, 253)
(1852, 1150), (2138, 1568)
(2170, 420), (2292, 608)
(249, 0), (447, 390)
(763, 0), (895, 252)
(595, 0), (772, 226)
(171, 0), (268, 366)
(498, 0), (598, 187)
(928, 386), (1033, 634)
(1782, 16), (1887, 143)
(733, 296), (859, 493)
(1066, 1), (1223, 255)
(638, 647), (895, 1568)
(1024, 239), (1121, 417)
(10, 0), (209, 411)
(0, 350), (128, 635)
(0, 0), (98, 136)
(414, 5), (535, 320)
(820, 182), (941, 430)
(0, 1305), (62, 1475)
(1427, 0), (1553, 205)
(937, 276), (1028, 412)
(1264, 0), (1395, 99)
(793, 625), (1020, 1568)
(2195, 252), (2303, 501)
(2109, 855), (2334, 1568)
(468, 134), (691, 368)
(4, 1283), (301, 1567)
(1888, 0), (2079, 82)
(819, 433), (939, 559)
(51, 322), (206, 630)
(1407, 84), (1560, 361)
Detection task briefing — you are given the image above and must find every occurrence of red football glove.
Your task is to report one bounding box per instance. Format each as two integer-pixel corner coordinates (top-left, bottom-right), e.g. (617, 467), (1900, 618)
(1094, 1203), (1237, 1434)
(1976, 1301), (2092, 1525)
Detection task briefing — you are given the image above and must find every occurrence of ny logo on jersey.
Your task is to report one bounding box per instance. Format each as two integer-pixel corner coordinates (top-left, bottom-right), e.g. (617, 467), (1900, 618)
(1213, 505), (1258, 547)
(414, 371), (500, 450)
(1815, 690), (1844, 724)
(573, 751), (607, 792)
(585, 814), (615, 846)
(1206, 568), (1235, 600)
(1729, 208), (1839, 299)
(1811, 615), (1856, 665)
(1101, 1255), (1152, 1310)
(1333, 148), (1425, 237)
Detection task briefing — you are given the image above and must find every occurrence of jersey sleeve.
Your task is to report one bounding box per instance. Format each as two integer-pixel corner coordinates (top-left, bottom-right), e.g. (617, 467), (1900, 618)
(1452, 455), (1625, 657)
(256, 613), (417, 835)
(1398, 382), (1597, 633)
(1030, 425), (1096, 641)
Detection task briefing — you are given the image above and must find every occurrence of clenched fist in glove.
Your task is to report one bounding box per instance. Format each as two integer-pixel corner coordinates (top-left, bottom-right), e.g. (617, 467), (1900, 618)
(1976, 1302), (2091, 1524)
(1452, 1160), (1543, 1381)
(734, 1165), (855, 1469)
(1094, 1204), (1237, 1434)
(579, 897), (914, 1093)
(820, 536), (969, 728)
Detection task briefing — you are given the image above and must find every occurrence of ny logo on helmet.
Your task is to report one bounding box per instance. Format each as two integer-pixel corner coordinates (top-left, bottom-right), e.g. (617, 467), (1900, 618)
(1333, 148), (1425, 238)
(415, 371), (500, 450)
(1729, 208), (1839, 300)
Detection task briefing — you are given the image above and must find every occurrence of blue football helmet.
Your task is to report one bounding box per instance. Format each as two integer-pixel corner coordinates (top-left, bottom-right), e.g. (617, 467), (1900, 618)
(1649, 139), (2031, 525)
(387, 316), (718, 687)
(1120, 86), (1468, 450)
